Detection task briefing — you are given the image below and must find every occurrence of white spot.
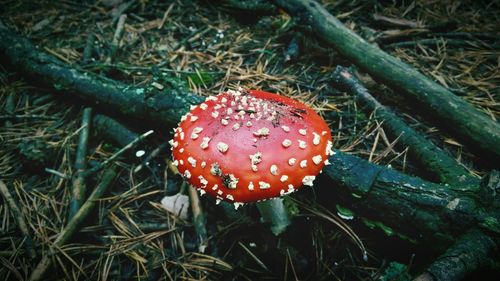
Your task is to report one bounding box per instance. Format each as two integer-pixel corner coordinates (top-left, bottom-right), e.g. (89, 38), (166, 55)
(201, 161), (206, 168)
(191, 127), (203, 139)
(322, 131), (328, 136)
(259, 181), (271, 189)
(288, 158), (296, 166)
(226, 194), (234, 201)
(326, 140), (334, 155)
(282, 139), (292, 148)
(200, 137), (211, 149)
(188, 157), (197, 167)
(281, 125), (290, 132)
(253, 127), (270, 137)
(232, 123), (240, 130)
(300, 160), (307, 168)
(212, 184), (218, 190)
(313, 132), (321, 145)
(246, 121), (253, 127)
(288, 184), (294, 191)
(135, 150), (146, 157)
(179, 132), (185, 140)
(172, 160), (179, 166)
(198, 175), (208, 186)
(221, 97), (227, 103)
(251, 165), (258, 172)
(217, 142), (229, 153)
(248, 182), (254, 190)
(200, 103), (208, 110)
(280, 175), (288, 182)
(312, 155), (322, 165)
(183, 170), (191, 179)
(270, 165), (278, 175)
(324, 159), (331, 165)
(210, 162), (221, 176)
(217, 190), (223, 195)
(302, 175), (316, 186)
(179, 148), (184, 153)
(226, 108), (233, 115)
(211, 111), (219, 118)
(199, 189), (206, 196)
(206, 96), (218, 101)
(227, 174), (239, 189)
(190, 115), (198, 122)
(249, 152), (262, 165)
(221, 119), (229, 125)
(190, 105), (197, 110)
(168, 139), (177, 147)
(179, 159), (184, 165)
(298, 140), (307, 149)
(299, 129), (307, 135)
(216, 199), (221, 205)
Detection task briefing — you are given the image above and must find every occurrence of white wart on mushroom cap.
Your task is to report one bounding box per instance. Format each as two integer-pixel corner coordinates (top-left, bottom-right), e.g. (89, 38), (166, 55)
(170, 89), (333, 204)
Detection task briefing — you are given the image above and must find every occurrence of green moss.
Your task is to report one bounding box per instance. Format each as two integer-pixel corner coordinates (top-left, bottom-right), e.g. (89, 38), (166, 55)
(362, 218), (417, 243)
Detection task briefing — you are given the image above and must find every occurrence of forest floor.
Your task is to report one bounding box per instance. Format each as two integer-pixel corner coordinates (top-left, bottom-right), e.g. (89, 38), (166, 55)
(0, 0), (499, 280)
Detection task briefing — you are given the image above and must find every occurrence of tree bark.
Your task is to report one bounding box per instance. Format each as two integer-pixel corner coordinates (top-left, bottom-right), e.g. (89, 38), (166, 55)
(331, 66), (479, 188)
(0, 21), (204, 127)
(413, 228), (497, 281)
(271, 0), (500, 159)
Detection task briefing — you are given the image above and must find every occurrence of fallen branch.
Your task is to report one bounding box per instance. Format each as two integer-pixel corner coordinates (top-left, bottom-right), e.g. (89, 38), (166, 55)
(323, 150), (498, 247)
(331, 66), (479, 188)
(93, 114), (139, 147)
(187, 184), (208, 253)
(270, 0), (500, 159)
(82, 129), (154, 177)
(414, 228), (497, 281)
(69, 107), (92, 219)
(28, 167), (118, 281)
(0, 20), (204, 127)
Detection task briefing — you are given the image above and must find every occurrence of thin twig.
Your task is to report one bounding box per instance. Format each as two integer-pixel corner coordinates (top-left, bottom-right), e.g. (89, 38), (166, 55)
(81, 32), (95, 65)
(133, 143), (168, 173)
(28, 167), (118, 281)
(187, 186), (208, 253)
(106, 14), (127, 64)
(82, 129), (154, 178)
(0, 180), (36, 258)
(69, 107), (92, 219)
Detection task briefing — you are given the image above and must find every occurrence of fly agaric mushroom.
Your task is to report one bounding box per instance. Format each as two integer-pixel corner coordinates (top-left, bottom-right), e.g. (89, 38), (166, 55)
(169, 89), (333, 208)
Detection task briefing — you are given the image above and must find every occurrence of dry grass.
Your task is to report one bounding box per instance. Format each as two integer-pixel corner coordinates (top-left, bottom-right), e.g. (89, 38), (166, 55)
(0, 0), (498, 280)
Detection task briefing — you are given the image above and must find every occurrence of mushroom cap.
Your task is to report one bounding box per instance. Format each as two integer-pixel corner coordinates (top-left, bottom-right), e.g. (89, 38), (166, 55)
(170, 89), (333, 204)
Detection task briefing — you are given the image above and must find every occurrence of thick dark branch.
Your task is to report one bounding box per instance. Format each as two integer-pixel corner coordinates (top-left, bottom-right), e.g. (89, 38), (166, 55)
(0, 21), (204, 126)
(271, 0), (500, 159)
(414, 228), (497, 281)
(331, 66), (479, 188)
(323, 151), (498, 247)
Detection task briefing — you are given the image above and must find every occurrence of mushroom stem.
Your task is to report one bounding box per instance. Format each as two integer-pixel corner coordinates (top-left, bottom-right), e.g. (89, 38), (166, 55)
(256, 198), (291, 236)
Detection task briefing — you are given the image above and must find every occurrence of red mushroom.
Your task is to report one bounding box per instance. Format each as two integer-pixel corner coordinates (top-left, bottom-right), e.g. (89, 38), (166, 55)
(169, 89), (333, 208)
